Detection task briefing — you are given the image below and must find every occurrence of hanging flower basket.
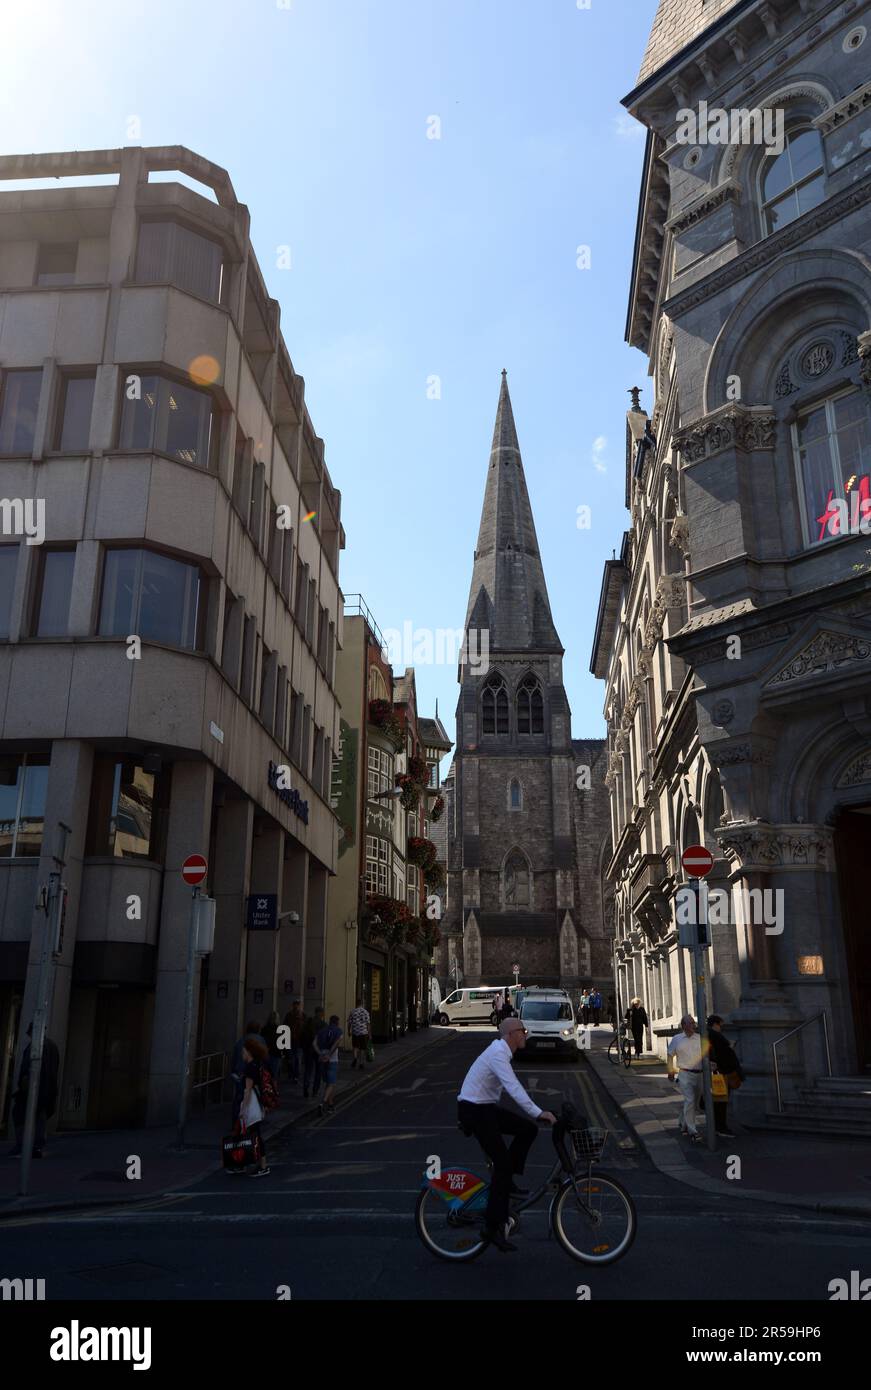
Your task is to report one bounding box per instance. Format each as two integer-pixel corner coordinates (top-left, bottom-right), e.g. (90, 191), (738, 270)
(407, 836), (437, 871)
(408, 755), (429, 787)
(424, 861), (445, 890)
(395, 773), (420, 811)
(366, 894), (413, 947)
(430, 795), (445, 823)
(369, 699), (404, 751)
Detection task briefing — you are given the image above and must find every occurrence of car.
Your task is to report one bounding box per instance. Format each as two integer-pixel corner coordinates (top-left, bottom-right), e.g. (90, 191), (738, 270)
(436, 986), (510, 1026)
(518, 992), (583, 1061)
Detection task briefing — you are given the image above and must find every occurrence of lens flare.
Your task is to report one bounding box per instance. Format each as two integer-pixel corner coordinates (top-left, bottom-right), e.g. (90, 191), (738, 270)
(188, 354), (221, 386)
(304, 510), (317, 523)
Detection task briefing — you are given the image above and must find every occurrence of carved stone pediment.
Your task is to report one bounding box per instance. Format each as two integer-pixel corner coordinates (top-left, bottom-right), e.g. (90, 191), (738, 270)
(673, 404), (776, 466)
(717, 821), (834, 872)
(765, 630), (871, 690)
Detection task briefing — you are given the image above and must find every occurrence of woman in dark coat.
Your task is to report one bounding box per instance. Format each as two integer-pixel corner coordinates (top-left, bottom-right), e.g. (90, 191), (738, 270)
(707, 1015), (741, 1137)
(625, 997), (649, 1058)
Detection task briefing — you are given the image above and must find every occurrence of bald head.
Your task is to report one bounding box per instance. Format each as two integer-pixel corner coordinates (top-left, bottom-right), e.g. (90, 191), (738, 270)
(500, 1017), (526, 1054)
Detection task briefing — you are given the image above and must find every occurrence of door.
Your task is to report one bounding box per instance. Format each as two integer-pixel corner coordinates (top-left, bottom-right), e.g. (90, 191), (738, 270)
(834, 810), (871, 1073)
(88, 990), (148, 1128)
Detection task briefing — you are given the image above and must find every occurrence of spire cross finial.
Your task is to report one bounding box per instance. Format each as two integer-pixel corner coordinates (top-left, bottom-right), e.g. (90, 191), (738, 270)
(629, 386), (643, 411)
(502, 368), (507, 379)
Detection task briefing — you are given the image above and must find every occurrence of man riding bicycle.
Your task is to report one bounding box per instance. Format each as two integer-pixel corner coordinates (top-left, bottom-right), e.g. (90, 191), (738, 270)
(457, 1019), (557, 1252)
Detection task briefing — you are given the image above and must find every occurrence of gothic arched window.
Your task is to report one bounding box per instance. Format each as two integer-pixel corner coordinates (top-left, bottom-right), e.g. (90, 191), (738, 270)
(517, 674), (543, 734)
(504, 849), (530, 908)
(509, 778), (522, 811)
(482, 673), (509, 735)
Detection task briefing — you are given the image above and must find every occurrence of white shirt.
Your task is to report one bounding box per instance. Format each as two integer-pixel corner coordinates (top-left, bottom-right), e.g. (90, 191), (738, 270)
(458, 1039), (542, 1121)
(667, 1031), (702, 1071)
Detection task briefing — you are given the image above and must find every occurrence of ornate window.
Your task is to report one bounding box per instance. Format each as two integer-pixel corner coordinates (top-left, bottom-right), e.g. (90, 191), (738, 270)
(792, 388), (871, 548)
(760, 127), (824, 235)
(482, 672), (509, 735)
(509, 778), (522, 811)
(516, 673), (544, 734)
(504, 848), (530, 908)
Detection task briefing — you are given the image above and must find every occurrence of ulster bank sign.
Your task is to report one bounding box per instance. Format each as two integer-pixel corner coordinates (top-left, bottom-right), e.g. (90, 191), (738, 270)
(267, 761), (310, 825)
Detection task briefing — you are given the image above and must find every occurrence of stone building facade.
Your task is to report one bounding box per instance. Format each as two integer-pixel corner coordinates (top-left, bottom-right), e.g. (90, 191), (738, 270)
(439, 374), (611, 994)
(0, 146), (343, 1129)
(594, 0), (871, 1128)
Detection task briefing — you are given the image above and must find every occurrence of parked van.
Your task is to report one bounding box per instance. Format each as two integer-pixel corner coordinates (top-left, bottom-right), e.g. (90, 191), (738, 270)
(436, 987), (509, 1026)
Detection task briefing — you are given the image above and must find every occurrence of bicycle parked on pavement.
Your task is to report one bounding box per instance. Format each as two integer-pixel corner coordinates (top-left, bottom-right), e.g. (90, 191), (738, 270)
(607, 1022), (633, 1069)
(415, 1102), (636, 1265)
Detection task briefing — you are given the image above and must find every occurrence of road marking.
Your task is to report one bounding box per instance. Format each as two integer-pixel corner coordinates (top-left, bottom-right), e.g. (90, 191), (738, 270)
(383, 1077), (427, 1097)
(336, 1134), (423, 1147)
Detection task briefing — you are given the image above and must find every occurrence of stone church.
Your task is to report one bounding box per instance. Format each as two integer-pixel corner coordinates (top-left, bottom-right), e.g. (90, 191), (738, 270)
(438, 374), (612, 993)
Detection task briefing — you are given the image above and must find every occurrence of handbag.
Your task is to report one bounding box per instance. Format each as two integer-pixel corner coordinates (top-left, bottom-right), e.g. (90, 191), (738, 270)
(710, 1070), (728, 1100)
(240, 1089), (264, 1126)
(366, 1040), (375, 1064)
(222, 1121), (261, 1171)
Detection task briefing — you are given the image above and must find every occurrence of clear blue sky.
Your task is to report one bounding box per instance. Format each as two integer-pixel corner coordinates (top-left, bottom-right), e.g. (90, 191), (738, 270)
(1, 0), (659, 741)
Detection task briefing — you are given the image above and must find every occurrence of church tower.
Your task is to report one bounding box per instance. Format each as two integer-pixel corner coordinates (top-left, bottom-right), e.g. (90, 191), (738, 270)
(443, 372), (594, 989)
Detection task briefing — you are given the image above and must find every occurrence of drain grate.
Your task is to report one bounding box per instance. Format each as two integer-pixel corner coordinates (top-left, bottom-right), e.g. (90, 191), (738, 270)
(73, 1261), (168, 1284)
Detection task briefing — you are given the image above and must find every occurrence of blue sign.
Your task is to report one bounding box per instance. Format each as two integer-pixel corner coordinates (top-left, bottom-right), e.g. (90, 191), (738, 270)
(247, 893), (278, 931)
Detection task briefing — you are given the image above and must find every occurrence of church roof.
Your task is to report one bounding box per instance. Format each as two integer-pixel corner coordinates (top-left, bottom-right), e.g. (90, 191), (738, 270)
(464, 372), (562, 655)
(636, 0), (743, 85)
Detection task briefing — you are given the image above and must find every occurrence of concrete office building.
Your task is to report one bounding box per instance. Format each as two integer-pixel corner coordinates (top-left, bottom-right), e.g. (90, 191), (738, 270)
(595, 0), (871, 1128)
(0, 146), (344, 1129)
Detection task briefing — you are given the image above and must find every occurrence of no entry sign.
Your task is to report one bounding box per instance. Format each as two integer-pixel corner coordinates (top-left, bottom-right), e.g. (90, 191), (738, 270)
(681, 844), (713, 877)
(182, 854), (208, 887)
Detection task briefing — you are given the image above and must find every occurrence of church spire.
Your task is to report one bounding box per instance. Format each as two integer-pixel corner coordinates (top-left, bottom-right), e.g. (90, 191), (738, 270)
(464, 372), (562, 655)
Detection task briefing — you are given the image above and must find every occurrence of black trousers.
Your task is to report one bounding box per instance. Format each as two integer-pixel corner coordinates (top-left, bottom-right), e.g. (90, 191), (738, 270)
(457, 1101), (537, 1233)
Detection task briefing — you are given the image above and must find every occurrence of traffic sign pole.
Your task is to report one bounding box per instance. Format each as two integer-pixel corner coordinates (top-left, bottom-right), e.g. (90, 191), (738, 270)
(177, 855), (208, 1150)
(689, 877), (717, 1153)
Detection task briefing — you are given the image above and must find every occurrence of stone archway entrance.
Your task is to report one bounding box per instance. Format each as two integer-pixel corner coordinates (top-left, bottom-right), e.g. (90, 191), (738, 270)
(834, 809), (871, 1074)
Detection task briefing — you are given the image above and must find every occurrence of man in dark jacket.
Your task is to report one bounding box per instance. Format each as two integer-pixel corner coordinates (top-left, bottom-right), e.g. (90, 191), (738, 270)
(300, 1007), (325, 1099)
(11, 1024), (60, 1157)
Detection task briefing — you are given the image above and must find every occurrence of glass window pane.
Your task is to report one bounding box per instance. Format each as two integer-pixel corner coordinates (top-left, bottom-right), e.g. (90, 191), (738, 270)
(159, 379), (211, 467)
(766, 190), (799, 233)
(113, 765), (154, 858)
(0, 756), (23, 857)
(797, 407), (828, 446)
(0, 546), (17, 639)
(135, 222), (172, 284)
(58, 376), (95, 452)
(789, 129), (823, 183)
(796, 173), (825, 217)
(36, 550), (75, 636)
(835, 422), (871, 491)
(834, 392), (867, 431)
(99, 549), (140, 636)
(762, 146), (792, 202)
(138, 550), (199, 647)
(119, 375), (159, 450)
(173, 223), (223, 302)
(0, 370), (42, 454)
(16, 754), (49, 857)
(36, 243), (77, 286)
(800, 438), (838, 543)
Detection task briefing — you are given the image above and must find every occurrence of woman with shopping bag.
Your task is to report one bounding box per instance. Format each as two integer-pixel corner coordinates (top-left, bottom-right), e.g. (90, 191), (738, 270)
(238, 1036), (271, 1177)
(706, 1015), (742, 1138)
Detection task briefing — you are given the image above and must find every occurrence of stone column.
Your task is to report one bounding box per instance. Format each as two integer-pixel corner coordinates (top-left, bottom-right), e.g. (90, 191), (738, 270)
(303, 859), (328, 1010)
(201, 796), (253, 1057)
(245, 823), (285, 1020)
(147, 760), (214, 1126)
(17, 740), (94, 1121)
(279, 839), (309, 1005)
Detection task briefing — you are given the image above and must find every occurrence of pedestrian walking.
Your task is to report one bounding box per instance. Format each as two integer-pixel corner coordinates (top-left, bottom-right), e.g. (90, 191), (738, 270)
(347, 998), (372, 1069)
(501, 996), (515, 1022)
(301, 1006), (325, 1099)
(493, 992), (504, 1028)
(626, 997), (649, 1058)
(261, 1010), (281, 1079)
(283, 1000), (305, 1082)
(590, 989), (603, 1026)
(230, 1020), (266, 1124)
(707, 1015), (742, 1137)
(238, 1036), (271, 1177)
(314, 1014), (343, 1116)
(9, 1024), (59, 1158)
(580, 990), (590, 1026)
(667, 1014), (703, 1141)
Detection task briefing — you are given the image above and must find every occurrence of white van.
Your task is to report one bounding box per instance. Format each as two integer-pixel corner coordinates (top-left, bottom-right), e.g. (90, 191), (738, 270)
(436, 987), (509, 1026)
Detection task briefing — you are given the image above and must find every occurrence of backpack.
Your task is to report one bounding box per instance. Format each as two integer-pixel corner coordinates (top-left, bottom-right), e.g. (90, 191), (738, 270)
(258, 1063), (279, 1112)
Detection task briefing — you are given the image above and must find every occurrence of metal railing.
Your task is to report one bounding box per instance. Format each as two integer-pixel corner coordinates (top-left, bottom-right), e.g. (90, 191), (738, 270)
(343, 594), (388, 656)
(772, 1011), (832, 1112)
(191, 1051), (228, 1109)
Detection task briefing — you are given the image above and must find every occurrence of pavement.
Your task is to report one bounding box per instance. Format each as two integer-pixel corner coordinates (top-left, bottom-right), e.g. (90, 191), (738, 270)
(0, 1024), (452, 1220)
(585, 1027), (871, 1218)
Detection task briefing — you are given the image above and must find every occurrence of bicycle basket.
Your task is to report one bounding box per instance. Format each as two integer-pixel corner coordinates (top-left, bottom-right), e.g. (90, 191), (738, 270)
(570, 1126), (608, 1163)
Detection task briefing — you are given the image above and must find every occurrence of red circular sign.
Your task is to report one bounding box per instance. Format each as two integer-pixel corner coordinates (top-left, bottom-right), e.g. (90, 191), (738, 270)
(682, 844), (713, 877)
(182, 854), (208, 886)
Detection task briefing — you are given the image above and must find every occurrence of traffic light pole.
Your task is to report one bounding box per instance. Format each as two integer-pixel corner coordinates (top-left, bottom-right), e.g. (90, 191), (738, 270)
(692, 877), (717, 1152)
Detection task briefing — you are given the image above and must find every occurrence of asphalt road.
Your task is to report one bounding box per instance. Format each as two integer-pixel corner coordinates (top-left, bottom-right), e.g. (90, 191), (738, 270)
(3, 1026), (868, 1302)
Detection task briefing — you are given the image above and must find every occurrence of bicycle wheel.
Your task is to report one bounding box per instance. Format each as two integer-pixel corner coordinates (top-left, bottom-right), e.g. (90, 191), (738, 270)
(415, 1186), (489, 1262)
(621, 1038), (633, 1069)
(607, 1036), (619, 1065)
(551, 1172), (637, 1265)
